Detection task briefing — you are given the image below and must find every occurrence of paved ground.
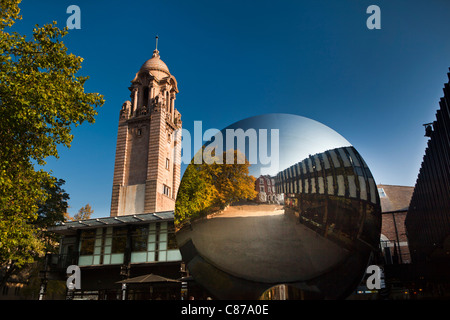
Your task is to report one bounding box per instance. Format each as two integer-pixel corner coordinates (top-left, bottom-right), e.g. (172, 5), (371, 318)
(177, 204), (350, 283)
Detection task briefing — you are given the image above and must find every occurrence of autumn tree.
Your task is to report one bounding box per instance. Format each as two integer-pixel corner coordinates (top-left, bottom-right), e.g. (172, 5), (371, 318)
(175, 161), (218, 227)
(72, 204), (94, 221)
(175, 149), (257, 228)
(0, 0), (104, 271)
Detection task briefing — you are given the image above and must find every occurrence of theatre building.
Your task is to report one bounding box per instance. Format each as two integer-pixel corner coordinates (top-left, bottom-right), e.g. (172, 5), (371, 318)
(40, 44), (204, 300)
(275, 145), (381, 253)
(45, 213), (182, 300)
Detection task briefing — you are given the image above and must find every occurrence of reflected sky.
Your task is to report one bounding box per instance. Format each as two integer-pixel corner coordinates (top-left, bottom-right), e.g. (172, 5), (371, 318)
(200, 113), (352, 177)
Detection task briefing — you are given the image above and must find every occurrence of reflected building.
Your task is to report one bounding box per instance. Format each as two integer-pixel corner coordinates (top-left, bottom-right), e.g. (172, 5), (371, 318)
(275, 146), (381, 253)
(176, 138), (381, 299)
(255, 175), (283, 204)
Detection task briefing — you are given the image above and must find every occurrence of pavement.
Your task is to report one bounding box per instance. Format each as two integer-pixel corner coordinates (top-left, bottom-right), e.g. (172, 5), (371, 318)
(177, 204), (350, 283)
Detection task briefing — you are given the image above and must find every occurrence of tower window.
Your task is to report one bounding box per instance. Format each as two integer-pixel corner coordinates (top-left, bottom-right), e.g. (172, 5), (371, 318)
(163, 185), (171, 197)
(166, 158), (170, 170)
(137, 128), (142, 136)
(143, 87), (149, 106)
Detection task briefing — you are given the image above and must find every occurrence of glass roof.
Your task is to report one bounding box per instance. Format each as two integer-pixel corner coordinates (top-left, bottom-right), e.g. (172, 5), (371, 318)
(49, 211), (174, 235)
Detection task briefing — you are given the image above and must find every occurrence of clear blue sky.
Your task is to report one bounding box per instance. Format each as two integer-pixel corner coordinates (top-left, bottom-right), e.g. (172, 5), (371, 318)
(11, 0), (450, 218)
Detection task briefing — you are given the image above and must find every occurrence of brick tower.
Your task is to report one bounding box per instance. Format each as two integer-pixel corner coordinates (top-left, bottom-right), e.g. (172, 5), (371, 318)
(110, 42), (182, 216)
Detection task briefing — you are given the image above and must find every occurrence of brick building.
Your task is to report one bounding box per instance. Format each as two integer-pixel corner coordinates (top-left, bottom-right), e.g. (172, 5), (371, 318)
(39, 43), (198, 300)
(110, 44), (182, 216)
(378, 184), (414, 264)
(255, 175), (281, 203)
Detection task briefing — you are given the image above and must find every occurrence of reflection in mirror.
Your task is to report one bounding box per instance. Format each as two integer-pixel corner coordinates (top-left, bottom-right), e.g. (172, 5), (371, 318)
(175, 113), (381, 299)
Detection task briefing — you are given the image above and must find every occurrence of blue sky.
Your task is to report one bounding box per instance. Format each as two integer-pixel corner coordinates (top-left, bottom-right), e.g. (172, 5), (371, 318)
(10, 0), (450, 218)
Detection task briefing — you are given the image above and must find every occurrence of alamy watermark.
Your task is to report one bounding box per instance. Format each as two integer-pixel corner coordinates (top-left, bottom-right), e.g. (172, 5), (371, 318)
(367, 5), (381, 30)
(366, 265), (385, 290)
(178, 121), (280, 175)
(66, 4), (380, 31)
(66, 264), (385, 291)
(66, 5), (81, 30)
(66, 265), (81, 290)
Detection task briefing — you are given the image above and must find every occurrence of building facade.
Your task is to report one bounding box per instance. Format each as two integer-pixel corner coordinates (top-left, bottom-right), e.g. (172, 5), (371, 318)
(406, 70), (450, 264)
(255, 175), (282, 203)
(370, 70), (450, 300)
(275, 146), (381, 254)
(378, 184), (414, 264)
(39, 45), (197, 300)
(44, 213), (183, 300)
(110, 46), (182, 217)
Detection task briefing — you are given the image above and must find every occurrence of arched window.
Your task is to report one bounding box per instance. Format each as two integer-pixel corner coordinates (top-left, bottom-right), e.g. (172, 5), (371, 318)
(143, 87), (149, 107)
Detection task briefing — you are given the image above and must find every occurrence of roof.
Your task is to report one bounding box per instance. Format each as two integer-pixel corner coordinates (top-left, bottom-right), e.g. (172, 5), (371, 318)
(116, 273), (180, 284)
(139, 49), (170, 78)
(49, 211), (175, 235)
(377, 184), (414, 212)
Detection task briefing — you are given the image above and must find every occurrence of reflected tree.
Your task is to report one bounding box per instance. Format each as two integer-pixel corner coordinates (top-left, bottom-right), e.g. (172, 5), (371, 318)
(175, 150), (257, 228)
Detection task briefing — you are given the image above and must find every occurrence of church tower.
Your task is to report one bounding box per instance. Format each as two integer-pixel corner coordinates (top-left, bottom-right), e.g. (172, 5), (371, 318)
(110, 40), (182, 216)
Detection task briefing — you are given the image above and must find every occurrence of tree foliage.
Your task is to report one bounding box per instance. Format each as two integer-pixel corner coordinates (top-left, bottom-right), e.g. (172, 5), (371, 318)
(0, 177), (69, 291)
(70, 203), (94, 221)
(175, 150), (257, 228)
(0, 1), (104, 268)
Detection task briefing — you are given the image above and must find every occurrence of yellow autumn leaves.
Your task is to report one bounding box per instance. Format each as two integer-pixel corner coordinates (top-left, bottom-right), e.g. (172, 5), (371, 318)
(175, 149), (257, 229)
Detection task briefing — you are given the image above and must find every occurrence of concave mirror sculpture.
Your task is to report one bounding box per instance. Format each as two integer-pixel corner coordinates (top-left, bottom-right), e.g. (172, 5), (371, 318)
(175, 113), (381, 299)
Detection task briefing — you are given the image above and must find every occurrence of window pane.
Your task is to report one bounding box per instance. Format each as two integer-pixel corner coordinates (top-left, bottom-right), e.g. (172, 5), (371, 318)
(168, 231), (178, 250)
(318, 177), (324, 194)
(112, 227), (127, 254)
(348, 175), (357, 198)
(329, 150), (340, 168)
(167, 250), (182, 261)
(131, 252), (147, 263)
(111, 253), (124, 264)
(338, 148), (351, 167)
(166, 223), (178, 250)
(131, 226), (148, 252)
(327, 176), (334, 195)
(158, 251), (166, 261)
(80, 230), (95, 255)
(346, 147), (361, 167)
(322, 154), (331, 169)
(310, 179), (316, 193)
(314, 155), (322, 171)
(359, 176), (367, 200)
(103, 254), (111, 265)
(337, 175), (345, 196)
(78, 255), (93, 266)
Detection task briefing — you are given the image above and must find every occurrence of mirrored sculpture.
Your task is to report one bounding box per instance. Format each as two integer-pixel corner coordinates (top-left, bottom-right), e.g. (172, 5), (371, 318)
(175, 113), (381, 299)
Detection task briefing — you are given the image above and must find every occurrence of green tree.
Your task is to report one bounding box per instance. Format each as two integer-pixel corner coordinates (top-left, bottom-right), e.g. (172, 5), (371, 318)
(0, 0), (104, 270)
(0, 177), (69, 293)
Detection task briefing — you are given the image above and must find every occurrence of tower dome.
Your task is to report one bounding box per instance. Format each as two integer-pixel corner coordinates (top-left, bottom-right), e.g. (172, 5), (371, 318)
(138, 49), (170, 79)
